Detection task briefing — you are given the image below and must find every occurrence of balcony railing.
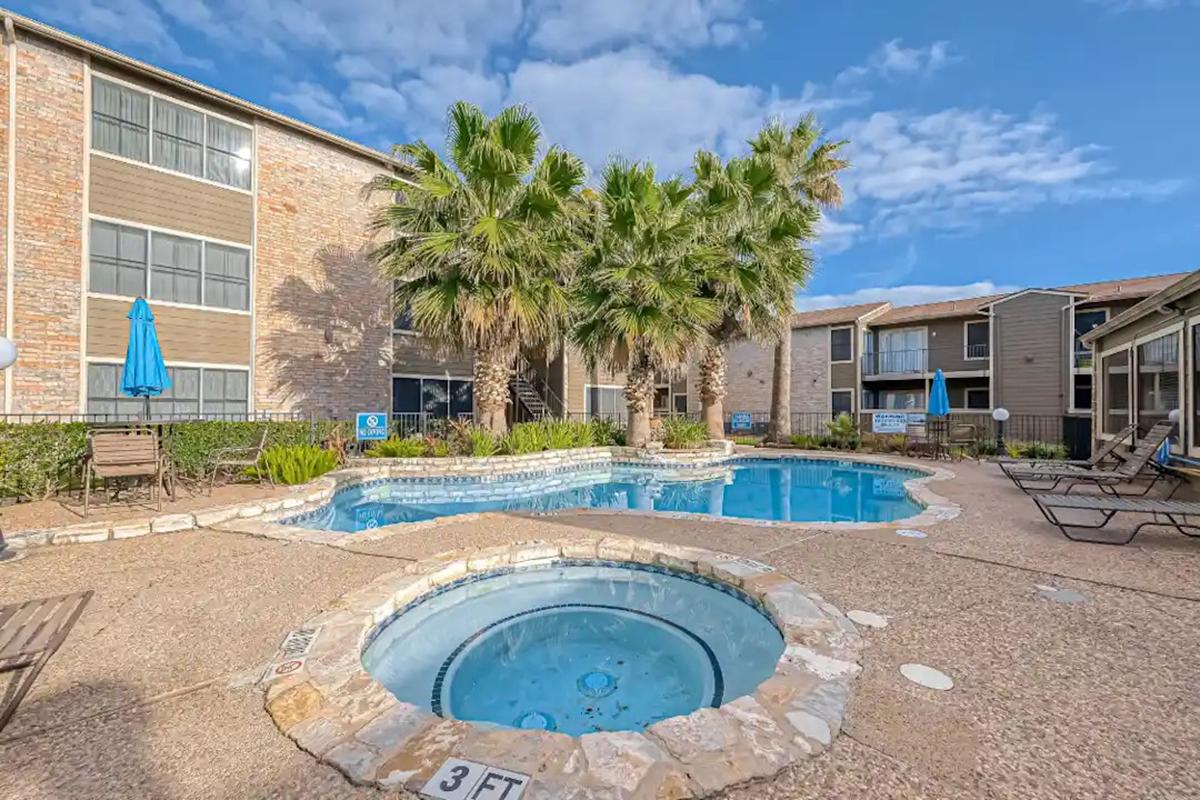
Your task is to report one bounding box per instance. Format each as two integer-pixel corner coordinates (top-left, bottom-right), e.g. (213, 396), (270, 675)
(862, 345), (989, 376)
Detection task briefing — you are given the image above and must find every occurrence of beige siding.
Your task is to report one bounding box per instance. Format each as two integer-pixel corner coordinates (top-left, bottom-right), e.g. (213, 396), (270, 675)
(926, 317), (988, 373)
(1088, 298), (1182, 352)
(564, 346), (628, 414)
(90, 154), (253, 244)
(392, 335), (473, 377)
(830, 362), (856, 389)
(993, 293), (1069, 415)
(87, 296), (251, 364)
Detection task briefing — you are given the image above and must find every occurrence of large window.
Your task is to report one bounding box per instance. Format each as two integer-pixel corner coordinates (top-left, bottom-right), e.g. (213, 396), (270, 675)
(585, 385), (625, 419)
(89, 220), (250, 311)
(1102, 350), (1130, 435)
(87, 363), (247, 418)
(392, 376), (473, 418)
(831, 390), (853, 415)
(1073, 374), (1093, 412)
(829, 327), (853, 363)
(964, 320), (989, 360)
(872, 328), (926, 374)
(965, 387), (990, 410)
(92, 77), (253, 190)
(1074, 308), (1108, 369)
(1136, 332), (1180, 437)
(863, 388), (925, 410)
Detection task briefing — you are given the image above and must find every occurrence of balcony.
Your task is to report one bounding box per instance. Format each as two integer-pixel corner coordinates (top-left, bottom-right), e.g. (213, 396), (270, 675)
(862, 344), (990, 377)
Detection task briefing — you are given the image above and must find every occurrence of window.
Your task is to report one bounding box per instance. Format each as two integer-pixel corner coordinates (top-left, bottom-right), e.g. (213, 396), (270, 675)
(1074, 309), (1107, 369)
(654, 387), (670, 413)
(1136, 332), (1180, 437)
(87, 363), (247, 419)
(92, 78), (149, 161)
(965, 387), (990, 410)
(392, 376), (472, 418)
(871, 328), (926, 374)
(152, 98), (204, 177)
(202, 369), (249, 416)
(205, 117), (253, 190)
(1073, 374), (1093, 412)
(150, 233), (202, 304)
(1102, 350), (1130, 435)
(964, 320), (989, 360)
(89, 221), (147, 297)
(89, 220), (250, 311)
(830, 327), (853, 363)
(863, 389), (925, 410)
(204, 244), (250, 311)
(91, 77), (252, 190)
(585, 386), (625, 419)
(673, 394), (688, 414)
(831, 390), (853, 415)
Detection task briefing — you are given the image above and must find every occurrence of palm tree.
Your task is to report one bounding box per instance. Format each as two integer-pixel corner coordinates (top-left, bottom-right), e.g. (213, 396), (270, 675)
(690, 150), (818, 438)
(749, 114), (849, 443)
(573, 162), (718, 447)
(370, 102), (586, 433)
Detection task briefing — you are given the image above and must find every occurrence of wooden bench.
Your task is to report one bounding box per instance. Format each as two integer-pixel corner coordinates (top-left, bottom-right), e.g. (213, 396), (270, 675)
(84, 428), (164, 517)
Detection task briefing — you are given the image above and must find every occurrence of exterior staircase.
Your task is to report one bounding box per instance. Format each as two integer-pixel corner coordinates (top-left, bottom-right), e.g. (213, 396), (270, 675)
(511, 354), (562, 421)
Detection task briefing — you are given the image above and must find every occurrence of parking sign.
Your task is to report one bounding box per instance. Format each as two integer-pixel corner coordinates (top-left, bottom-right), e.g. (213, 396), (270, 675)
(355, 412), (388, 441)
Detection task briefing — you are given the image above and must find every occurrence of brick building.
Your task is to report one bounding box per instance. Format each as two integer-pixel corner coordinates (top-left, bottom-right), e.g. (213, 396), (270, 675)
(0, 13), (396, 419)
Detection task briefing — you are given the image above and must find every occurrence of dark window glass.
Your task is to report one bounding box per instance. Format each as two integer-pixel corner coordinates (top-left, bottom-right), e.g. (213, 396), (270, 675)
(392, 378), (422, 414)
(422, 380), (450, 418)
(966, 388), (990, 410)
(1073, 374), (1092, 412)
(831, 391), (853, 414)
(450, 380), (473, 417)
(1074, 309), (1107, 368)
(673, 394), (688, 413)
(1102, 350), (1130, 435)
(965, 321), (989, 358)
(830, 328), (852, 362)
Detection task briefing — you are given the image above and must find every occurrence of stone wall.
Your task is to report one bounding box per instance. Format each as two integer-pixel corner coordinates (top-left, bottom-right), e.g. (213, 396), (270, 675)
(6, 35), (85, 412)
(721, 327), (831, 414)
(253, 122), (390, 417)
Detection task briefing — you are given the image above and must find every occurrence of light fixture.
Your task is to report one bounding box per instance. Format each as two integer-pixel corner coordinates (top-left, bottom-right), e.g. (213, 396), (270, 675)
(991, 407), (1010, 422)
(0, 335), (16, 370)
(1169, 408), (1181, 423)
(992, 407), (1009, 452)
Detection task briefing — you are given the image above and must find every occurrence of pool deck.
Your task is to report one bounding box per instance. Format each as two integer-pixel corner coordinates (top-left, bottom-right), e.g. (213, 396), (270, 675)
(1, 456), (1198, 799)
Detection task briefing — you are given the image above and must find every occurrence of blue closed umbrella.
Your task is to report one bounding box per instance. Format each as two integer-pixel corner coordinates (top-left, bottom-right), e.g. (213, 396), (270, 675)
(121, 298), (171, 418)
(928, 369), (950, 417)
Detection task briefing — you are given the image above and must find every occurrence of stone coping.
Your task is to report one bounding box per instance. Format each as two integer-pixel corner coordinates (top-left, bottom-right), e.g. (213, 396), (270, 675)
(4, 446), (957, 551)
(259, 537), (864, 798)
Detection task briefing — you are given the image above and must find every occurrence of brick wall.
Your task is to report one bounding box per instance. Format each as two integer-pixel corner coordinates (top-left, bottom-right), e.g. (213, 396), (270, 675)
(0, 37), (8, 407)
(8, 35), (84, 412)
(253, 122), (391, 418)
(718, 327), (832, 414)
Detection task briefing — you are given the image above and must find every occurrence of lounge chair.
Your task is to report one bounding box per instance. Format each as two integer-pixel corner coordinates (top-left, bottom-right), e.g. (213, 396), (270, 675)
(1003, 420), (1178, 496)
(208, 428), (272, 493)
(0, 591), (93, 731)
(83, 428), (165, 517)
(998, 424), (1134, 480)
(1033, 493), (1200, 546)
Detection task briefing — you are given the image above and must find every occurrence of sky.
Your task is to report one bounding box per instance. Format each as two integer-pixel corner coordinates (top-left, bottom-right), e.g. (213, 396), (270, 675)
(19, 0), (1200, 311)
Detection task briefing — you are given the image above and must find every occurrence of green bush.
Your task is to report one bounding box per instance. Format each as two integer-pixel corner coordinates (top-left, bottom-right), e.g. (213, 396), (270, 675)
(1006, 440), (1067, 460)
(0, 422), (88, 500)
(824, 413), (861, 450)
(862, 433), (907, 454)
(252, 444), (339, 485)
(366, 436), (428, 458)
(465, 427), (501, 457)
(660, 417), (709, 450)
(789, 433), (826, 449)
(731, 435), (763, 446)
(970, 439), (1001, 457)
(588, 418), (625, 446)
(164, 420), (331, 480)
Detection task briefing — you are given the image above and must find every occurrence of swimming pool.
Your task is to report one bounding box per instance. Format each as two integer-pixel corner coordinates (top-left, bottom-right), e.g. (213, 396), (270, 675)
(285, 458), (925, 531)
(362, 561), (785, 735)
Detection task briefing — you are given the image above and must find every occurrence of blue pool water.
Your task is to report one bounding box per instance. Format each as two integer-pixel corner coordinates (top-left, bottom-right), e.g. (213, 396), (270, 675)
(288, 458), (925, 532)
(362, 562), (785, 735)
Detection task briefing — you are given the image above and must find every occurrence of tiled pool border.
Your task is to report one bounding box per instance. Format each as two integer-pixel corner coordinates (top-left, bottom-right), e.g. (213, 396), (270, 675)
(260, 537), (865, 798)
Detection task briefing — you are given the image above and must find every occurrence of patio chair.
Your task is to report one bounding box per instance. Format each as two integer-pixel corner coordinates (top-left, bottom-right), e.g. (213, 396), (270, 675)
(947, 421), (977, 459)
(906, 419), (949, 460)
(1032, 492), (1200, 546)
(1004, 420), (1178, 496)
(0, 591), (93, 731)
(208, 428), (272, 493)
(83, 428), (165, 517)
(998, 424), (1134, 479)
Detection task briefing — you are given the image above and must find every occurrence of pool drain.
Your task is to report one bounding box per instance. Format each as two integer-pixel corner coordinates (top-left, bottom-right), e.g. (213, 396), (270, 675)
(577, 670), (618, 698)
(513, 710), (556, 730)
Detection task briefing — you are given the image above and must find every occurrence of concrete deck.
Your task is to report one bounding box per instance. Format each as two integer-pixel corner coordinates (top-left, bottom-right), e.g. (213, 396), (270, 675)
(1, 458), (1198, 799)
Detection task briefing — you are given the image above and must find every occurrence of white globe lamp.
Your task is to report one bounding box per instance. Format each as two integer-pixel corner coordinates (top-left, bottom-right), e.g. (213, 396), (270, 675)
(0, 335), (15, 371)
(991, 407), (1009, 451)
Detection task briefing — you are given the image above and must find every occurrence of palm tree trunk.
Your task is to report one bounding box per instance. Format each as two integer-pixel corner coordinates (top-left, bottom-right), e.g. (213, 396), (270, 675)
(699, 342), (728, 439)
(473, 341), (513, 434)
(766, 329), (792, 443)
(624, 348), (656, 448)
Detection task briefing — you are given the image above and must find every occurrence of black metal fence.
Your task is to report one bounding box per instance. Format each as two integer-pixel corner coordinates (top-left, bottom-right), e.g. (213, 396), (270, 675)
(0, 411), (307, 425)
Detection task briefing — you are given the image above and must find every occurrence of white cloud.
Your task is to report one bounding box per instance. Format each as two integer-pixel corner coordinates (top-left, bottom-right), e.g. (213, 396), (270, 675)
(794, 281), (1020, 312)
(41, 0), (212, 69)
(526, 0), (758, 57)
(270, 82), (364, 131)
(836, 39), (956, 85)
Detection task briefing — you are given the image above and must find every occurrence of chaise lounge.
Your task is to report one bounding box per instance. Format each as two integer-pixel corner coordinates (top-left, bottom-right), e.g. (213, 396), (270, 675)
(1033, 493), (1200, 545)
(0, 591), (93, 732)
(998, 424), (1133, 479)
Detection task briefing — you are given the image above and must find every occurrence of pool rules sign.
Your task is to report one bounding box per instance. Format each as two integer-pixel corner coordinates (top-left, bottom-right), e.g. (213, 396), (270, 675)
(421, 758), (530, 800)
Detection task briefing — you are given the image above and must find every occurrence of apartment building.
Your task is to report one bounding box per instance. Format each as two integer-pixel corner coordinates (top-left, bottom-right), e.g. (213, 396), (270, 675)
(0, 13), (406, 419)
(721, 273), (1188, 420)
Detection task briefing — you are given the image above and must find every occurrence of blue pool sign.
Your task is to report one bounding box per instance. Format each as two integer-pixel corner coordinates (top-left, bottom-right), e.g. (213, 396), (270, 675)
(355, 412), (388, 441)
(730, 412), (753, 432)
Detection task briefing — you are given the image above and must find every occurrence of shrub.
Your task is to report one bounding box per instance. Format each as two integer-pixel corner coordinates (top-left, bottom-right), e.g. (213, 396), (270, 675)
(824, 413), (861, 450)
(164, 420), (330, 480)
(731, 435), (763, 447)
(862, 433), (906, 454)
(789, 433), (825, 449)
(366, 436), (428, 458)
(465, 427), (500, 457)
(1006, 440), (1067, 460)
(425, 437), (451, 457)
(660, 417), (709, 450)
(970, 439), (1001, 457)
(0, 422), (88, 500)
(588, 418), (625, 446)
(252, 444), (339, 485)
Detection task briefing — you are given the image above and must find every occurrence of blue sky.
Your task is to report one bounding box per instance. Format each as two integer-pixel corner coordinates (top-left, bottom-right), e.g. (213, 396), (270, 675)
(20, 0), (1200, 309)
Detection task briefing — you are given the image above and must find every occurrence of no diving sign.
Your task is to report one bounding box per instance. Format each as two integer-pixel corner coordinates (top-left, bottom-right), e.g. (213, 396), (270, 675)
(421, 758), (530, 800)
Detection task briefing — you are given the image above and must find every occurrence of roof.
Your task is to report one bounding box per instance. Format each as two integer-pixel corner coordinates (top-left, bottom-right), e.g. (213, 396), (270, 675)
(790, 301), (890, 329)
(860, 272), (1190, 327)
(1082, 268), (1200, 346)
(4, 11), (405, 172)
